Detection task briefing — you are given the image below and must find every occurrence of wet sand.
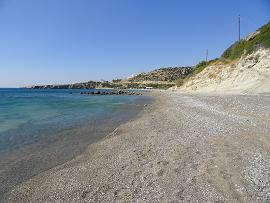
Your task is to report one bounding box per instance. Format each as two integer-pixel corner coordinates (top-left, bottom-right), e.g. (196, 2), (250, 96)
(4, 91), (270, 202)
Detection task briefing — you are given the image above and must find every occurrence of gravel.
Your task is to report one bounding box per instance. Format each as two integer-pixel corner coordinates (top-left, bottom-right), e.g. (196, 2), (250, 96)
(5, 91), (270, 202)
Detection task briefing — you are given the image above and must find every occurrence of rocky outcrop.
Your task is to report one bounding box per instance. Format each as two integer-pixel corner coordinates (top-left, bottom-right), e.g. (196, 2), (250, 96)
(80, 90), (142, 96)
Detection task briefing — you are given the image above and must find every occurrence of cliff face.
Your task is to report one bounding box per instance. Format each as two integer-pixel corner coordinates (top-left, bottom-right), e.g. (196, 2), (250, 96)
(177, 21), (270, 93)
(179, 48), (270, 93)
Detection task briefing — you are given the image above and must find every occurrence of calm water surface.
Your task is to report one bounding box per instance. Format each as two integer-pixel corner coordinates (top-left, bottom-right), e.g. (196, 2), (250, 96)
(0, 88), (150, 197)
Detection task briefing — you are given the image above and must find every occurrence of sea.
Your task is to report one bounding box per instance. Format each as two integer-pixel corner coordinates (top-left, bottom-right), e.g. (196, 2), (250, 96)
(0, 88), (151, 198)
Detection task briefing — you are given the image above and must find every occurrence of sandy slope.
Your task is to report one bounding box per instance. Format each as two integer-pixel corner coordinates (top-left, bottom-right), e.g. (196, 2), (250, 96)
(178, 48), (270, 93)
(5, 91), (270, 202)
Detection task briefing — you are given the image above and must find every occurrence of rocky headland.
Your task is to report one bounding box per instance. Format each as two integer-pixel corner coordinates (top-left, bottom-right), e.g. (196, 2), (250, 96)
(28, 66), (192, 90)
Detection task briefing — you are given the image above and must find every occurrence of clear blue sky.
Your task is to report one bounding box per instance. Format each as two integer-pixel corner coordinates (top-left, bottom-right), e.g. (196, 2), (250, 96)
(0, 0), (269, 87)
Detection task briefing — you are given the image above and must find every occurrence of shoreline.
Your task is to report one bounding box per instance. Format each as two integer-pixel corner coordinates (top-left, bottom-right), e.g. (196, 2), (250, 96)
(5, 91), (270, 202)
(1, 94), (153, 201)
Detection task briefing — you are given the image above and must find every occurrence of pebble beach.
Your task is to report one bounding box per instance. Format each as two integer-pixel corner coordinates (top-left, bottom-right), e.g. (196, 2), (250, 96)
(5, 91), (270, 202)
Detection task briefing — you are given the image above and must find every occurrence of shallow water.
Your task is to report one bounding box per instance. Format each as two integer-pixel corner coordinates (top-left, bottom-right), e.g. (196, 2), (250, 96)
(0, 88), (151, 197)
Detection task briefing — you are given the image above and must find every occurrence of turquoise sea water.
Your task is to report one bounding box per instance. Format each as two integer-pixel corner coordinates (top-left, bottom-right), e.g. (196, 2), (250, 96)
(0, 88), (143, 151)
(0, 88), (150, 197)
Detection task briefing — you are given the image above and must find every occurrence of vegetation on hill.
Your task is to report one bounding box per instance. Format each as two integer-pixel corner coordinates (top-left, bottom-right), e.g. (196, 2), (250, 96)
(31, 66), (193, 89)
(113, 67), (193, 89)
(174, 59), (218, 87)
(112, 79), (122, 83)
(128, 67), (192, 82)
(31, 22), (270, 90)
(178, 21), (270, 85)
(192, 59), (218, 75)
(221, 21), (270, 61)
(175, 21), (270, 88)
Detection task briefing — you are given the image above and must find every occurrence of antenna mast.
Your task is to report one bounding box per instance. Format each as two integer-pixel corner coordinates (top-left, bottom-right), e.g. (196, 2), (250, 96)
(238, 15), (241, 41)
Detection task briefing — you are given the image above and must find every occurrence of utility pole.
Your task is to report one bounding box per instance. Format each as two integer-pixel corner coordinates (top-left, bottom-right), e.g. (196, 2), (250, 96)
(238, 14), (241, 41)
(206, 49), (208, 62)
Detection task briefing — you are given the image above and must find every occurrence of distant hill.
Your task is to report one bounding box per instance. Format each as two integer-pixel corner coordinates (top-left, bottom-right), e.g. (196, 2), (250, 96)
(29, 81), (115, 89)
(112, 67), (192, 89)
(29, 66), (193, 90)
(127, 67), (192, 82)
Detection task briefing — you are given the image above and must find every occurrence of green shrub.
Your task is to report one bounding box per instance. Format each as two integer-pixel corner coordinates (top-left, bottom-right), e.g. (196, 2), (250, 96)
(175, 78), (185, 87)
(192, 61), (209, 75)
(191, 58), (219, 77)
(222, 21), (270, 61)
(221, 40), (247, 60)
(112, 79), (122, 83)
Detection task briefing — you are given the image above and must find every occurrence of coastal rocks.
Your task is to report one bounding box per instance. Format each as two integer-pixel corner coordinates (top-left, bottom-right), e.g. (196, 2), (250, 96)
(80, 90), (142, 96)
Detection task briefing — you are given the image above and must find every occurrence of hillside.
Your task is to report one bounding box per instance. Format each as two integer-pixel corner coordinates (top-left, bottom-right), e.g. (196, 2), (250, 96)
(176, 21), (270, 93)
(29, 67), (192, 90)
(30, 81), (119, 89)
(115, 67), (192, 89)
(128, 67), (192, 82)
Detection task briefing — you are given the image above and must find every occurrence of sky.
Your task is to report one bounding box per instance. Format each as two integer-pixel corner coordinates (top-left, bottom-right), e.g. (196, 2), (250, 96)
(0, 0), (269, 87)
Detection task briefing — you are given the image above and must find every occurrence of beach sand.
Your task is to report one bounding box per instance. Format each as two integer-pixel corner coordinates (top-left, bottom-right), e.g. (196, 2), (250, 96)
(5, 91), (270, 202)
